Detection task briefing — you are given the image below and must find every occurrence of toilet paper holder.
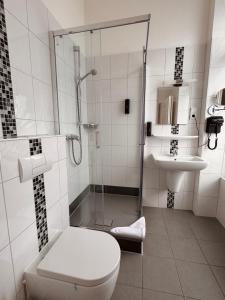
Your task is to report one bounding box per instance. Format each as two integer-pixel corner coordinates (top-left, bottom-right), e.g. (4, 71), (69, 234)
(18, 154), (53, 182)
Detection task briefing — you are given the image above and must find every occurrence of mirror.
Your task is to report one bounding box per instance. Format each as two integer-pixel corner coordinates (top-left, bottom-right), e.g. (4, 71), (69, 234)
(216, 88), (225, 106)
(157, 86), (190, 125)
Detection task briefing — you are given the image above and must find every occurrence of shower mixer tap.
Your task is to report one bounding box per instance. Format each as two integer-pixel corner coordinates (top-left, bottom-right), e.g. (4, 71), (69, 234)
(66, 134), (80, 141)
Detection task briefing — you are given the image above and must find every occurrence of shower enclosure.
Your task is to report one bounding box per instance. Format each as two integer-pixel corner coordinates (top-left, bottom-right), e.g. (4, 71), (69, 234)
(50, 15), (150, 233)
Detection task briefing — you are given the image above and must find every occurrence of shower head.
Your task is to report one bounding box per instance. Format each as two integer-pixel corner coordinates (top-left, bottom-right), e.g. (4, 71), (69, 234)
(79, 69), (97, 83)
(90, 69), (97, 76)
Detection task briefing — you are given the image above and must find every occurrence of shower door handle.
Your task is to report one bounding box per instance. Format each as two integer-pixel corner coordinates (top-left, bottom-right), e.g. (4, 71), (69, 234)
(96, 131), (100, 148)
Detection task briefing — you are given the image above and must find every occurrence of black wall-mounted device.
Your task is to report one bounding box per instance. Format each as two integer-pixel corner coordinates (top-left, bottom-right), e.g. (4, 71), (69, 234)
(206, 116), (224, 150)
(146, 122), (152, 136)
(125, 99), (130, 114)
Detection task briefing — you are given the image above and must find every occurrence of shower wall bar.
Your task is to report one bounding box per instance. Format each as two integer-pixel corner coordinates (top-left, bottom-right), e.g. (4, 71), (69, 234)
(52, 14), (150, 36)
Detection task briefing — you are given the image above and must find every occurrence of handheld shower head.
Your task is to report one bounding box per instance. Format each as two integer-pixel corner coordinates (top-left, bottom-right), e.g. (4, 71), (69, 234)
(79, 69), (97, 83)
(91, 69), (97, 76)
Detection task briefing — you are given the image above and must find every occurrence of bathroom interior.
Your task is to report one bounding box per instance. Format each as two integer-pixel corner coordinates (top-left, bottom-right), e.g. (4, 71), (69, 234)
(2, 0), (225, 299)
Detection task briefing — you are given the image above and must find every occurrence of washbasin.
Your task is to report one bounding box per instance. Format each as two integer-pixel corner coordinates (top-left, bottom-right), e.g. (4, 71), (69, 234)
(152, 154), (208, 172)
(152, 154), (208, 192)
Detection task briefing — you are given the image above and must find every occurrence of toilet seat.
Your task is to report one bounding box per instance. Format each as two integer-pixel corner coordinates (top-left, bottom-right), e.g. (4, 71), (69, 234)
(37, 227), (121, 287)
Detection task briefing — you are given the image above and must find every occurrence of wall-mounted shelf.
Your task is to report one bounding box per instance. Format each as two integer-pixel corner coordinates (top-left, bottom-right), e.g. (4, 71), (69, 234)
(151, 135), (198, 140)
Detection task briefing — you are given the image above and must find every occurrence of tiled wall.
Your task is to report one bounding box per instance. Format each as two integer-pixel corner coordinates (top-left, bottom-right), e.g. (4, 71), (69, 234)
(0, 135), (69, 299)
(3, 0), (61, 136)
(87, 51), (143, 188)
(55, 35), (90, 204)
(194, 0), (225, 218)
(143, 45), (206, 209)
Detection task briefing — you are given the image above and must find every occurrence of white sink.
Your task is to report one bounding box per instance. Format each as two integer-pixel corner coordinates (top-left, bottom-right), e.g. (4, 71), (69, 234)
(152, 154), (208, 192)
(152, 154), (208, 171)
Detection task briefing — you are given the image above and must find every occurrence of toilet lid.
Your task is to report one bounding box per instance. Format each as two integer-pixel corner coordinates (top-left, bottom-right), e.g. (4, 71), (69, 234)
(37, 227), (121, 287)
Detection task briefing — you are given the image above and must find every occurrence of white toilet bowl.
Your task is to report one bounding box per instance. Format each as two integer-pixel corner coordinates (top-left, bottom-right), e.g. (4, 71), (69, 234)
(25, 227), (121, 300)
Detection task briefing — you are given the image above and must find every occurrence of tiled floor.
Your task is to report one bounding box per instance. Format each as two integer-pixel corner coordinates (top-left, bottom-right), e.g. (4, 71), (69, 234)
(112, 207), (225, 300)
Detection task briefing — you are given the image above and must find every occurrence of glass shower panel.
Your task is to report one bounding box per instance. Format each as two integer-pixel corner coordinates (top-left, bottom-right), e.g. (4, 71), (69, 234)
(53, 20), (149, 232)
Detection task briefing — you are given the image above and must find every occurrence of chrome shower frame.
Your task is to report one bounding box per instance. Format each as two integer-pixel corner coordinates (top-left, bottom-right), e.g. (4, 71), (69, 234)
(49, 13), (151, 212)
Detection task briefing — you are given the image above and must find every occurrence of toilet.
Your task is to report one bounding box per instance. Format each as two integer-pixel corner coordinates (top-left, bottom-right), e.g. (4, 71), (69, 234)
(25, 227), (121, 300)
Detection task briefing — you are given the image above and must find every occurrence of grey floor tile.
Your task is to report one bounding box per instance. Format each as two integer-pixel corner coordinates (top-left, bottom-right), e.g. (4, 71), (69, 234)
(143, 256), (182, 295)
(166, 221), (195, 239)
(190, 218), (225, 242)
(143, 289), (184, 300)
(176, 260), (224, 300)
(144, 234), (173, 258)
(163, 209), (194, 224)
(146, 218), (168, 236)
(117, 252), (142, 288)
(199, 240), (225, 267)
(144, 207), (163, 220)
(170, 238), (206, 263)
(212, 266), (225, 295)
(111, 284), (142, 300)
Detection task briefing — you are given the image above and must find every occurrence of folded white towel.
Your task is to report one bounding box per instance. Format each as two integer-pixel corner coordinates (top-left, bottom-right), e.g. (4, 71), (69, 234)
(110, 217), (146, 241)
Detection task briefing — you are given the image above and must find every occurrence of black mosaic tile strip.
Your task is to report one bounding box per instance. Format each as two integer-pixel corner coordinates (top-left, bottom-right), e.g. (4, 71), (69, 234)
(171, 124), (179, 135)
(174, 47), (184, 81)
(167, 189), (175, 208)
(170, 139), (178, 156)
(29, 138), (42, 155)
(33, 174), (48, 251)
(170, 125), (179, 155)
(0, 0), (17, 138)
(29, 138), (48, 252)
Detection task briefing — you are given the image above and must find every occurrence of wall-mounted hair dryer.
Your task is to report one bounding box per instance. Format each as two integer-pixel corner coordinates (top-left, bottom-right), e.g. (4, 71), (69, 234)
(206, 116), (224, 150)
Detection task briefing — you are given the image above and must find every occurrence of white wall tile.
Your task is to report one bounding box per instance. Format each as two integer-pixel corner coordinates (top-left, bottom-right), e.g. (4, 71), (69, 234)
(111, 78), (127, 100)
(27, 0), (49, 45)
(45, 162), (60, 209)
(147, 49), (166, 76)
(42, 136), (59, 163)
(183, 46), (195, 74)
(111, 146), (127, 166)
(0, 139), (29, 181)
(29, 32), (51, 85)
(47, 201), (62, 241)
(60, 194), (69, 230)
(11, 223), (39, 292)
(36, 121), (55, 135)
(165, 48), (175, 75)
(128, 124), (139, 146)
(197, 196), (218, 217)
(5, 0), (28, 27)
(16, 119), (36, 136)
(127, 101), (141, 125)
(143, 168), (159, 189)
(126, 167), (140, 187)
(0, 246), (16, 300)
(0, 184), (9, 251)
(11, 68), (35, 121)
(33, 79), (54, 122)
(111, 166), (126, 186)
(4, 177), (35, 241)
(127, 146), (140, 167)
(143, 188), (159, 207)
(94, 55), (110, 80)
(198, 173), (220, 197)
(128, 77), (142, 100)
(111, 124), (127, 146)
(128, 51), (142, 78)
(57, 136), (67, 160)
(110, 53), (128, 78)
(59, 159), (68, 197)
(111, 102), (127, 124)
(6, 11), (31, 75)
